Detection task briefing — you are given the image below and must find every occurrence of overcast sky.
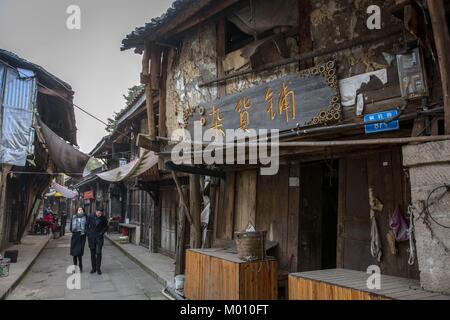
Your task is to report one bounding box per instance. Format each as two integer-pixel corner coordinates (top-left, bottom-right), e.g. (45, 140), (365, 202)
(0, 0), (172, 153)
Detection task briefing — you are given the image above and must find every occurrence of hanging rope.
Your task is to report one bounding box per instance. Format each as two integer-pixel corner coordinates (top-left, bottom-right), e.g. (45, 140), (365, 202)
(407, 204), (416, 266)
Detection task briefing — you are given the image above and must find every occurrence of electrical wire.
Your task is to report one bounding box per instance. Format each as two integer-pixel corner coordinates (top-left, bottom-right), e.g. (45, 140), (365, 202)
(425, 184), (450, 229)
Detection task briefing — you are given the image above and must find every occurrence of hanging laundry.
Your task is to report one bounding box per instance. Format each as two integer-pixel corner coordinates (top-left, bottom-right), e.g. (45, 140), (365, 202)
(389, 206), (409, 242)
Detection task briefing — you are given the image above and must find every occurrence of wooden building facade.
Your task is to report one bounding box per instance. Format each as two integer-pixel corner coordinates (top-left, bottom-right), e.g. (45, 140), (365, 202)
(0, 49), (78, 250)
(121, 0), (450, 299)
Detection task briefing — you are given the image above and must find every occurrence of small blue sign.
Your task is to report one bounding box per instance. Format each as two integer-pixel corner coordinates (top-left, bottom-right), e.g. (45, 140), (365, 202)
(364, 110), (400, 134)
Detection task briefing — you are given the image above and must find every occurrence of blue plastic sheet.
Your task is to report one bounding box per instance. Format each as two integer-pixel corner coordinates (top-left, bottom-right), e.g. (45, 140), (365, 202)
(0, 65), (36, 166)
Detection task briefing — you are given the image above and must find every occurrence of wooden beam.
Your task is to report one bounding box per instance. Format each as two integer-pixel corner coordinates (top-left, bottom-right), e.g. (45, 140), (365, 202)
(150, 45), (162, 91)
(203, 177), (218, 248)
(141, 43), (151, 84)
(142, 44), (157, 140)
(189, 174), (202, 248)
(159, 49), (169, 138)
(199, 25), (404, 87)
(287, 163), (300, 272)
(427, 0), (450, 134)
(298, 0), (313, 70)
(175, 185), (188, 275)
(216, 18), (226, 97)
(37, 87), (70, 99)
(336, 159), (346, 268)
(223, 172), (236, 240)
(136, 133), (160, 152)
(148, 0), (212, 41)
(164, 0), (241, 39)
(0, 165), (12, 248)
(172, 171), (193, 225)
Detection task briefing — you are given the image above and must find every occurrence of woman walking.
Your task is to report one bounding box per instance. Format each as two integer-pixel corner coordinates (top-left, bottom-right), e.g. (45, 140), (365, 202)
(70, 207), (87, 272)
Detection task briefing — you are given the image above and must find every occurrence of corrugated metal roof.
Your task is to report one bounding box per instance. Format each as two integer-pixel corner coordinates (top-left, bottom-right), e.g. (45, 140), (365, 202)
(0, 49), (72, 92)
(3, 68), (36, 111)
(0, 48), (77, 145)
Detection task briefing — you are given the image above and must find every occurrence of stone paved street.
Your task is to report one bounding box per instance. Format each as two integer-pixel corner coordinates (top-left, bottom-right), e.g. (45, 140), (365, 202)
(7, 233), (167, 300)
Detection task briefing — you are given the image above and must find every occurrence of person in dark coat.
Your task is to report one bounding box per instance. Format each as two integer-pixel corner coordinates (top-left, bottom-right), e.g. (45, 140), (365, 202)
(60, 211), (68, 236)
(70, 208), (87, 272)
(86, 208), (108, 274)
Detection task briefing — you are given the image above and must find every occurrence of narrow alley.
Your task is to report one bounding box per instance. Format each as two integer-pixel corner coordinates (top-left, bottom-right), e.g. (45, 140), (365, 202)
(6, 233), (166, 300)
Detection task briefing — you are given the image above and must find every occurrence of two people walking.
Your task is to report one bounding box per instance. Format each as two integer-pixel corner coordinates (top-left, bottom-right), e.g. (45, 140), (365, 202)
(70, 207), (108, 274)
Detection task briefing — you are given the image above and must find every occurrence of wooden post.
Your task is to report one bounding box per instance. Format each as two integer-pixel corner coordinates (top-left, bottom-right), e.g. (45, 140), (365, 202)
(172, 171), (193, 224)
(159, 49), (168, 139)
(287, 163), (300, 272)
(427, 0), (450, 134)
(223, 172), (236, 240)
(189, 174), (202, 248)
(203, 177), (218, 248)
(175, 185), (188, 275)
(142, 44), (157, 140)
(0, 165), (11, 249)
(336, 159), (346, 268)
(216, 18), (226, 97)
(298, 0), (313, 70)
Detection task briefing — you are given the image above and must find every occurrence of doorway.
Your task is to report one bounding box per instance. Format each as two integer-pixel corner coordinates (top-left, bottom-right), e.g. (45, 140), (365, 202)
(298, 160), (339, 271)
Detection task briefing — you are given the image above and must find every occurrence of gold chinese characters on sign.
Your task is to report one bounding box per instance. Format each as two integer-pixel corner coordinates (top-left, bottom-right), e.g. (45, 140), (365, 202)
(209, 106), (224, 135)
(264, 81), (296, 124)
(235, 97), (251, 131)
(182, 60), (341, 131)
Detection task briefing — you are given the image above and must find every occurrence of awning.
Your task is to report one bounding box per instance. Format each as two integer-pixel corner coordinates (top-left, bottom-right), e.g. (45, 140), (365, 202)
(37, 119), (90, 177)
(97, 150), (159, 182)
(51, 180), (78, 199)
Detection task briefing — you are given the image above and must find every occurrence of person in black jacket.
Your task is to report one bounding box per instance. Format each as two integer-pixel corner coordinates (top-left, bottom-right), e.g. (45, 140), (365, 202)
(60, 211), (68, 236)
(86, 208), (108, 274)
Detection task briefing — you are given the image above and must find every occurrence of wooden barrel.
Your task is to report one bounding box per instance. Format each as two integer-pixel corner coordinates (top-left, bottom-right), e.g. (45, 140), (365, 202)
(235, 231), (266, 262)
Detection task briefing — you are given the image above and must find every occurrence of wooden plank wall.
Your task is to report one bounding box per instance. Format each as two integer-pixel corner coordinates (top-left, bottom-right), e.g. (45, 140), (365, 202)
(339, 148), (419, 279)
(184, 250), (278, 300)
(288, 276), (389, 300)
(214, 165), (299, 272)
(160, 186), (178, 256)
(234, 170), (257, 232)
(255, 166), (292, 271)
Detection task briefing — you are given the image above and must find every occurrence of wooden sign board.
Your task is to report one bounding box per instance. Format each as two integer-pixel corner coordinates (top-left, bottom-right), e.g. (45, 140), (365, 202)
(184, 61), (341, 135)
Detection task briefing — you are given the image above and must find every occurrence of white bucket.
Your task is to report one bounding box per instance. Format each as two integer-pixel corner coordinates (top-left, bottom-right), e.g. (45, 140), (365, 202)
(175, 275), (185, 291)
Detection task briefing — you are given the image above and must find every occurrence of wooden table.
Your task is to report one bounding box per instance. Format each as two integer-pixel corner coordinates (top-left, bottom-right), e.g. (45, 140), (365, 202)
(184, 248), (278, 300)
(289, 268), (450, 300)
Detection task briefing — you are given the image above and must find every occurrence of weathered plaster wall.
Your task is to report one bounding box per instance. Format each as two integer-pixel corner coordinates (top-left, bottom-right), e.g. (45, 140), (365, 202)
(224, 37), (299, 95)
(403, 141), (450, 294)
(164, 0), (402, 135)
(311, 0), (398, 79)
(165, 22), (218, 136)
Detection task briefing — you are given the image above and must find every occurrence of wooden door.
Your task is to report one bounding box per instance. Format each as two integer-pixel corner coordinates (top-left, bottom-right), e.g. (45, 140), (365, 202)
(129, 189), (141, 224)
(255, 166), (291, 270)
(298, 163), (323, 272)
(140, 191), (154, 248)
(339, 148), (419, 279)
(160, 187), (178, 256)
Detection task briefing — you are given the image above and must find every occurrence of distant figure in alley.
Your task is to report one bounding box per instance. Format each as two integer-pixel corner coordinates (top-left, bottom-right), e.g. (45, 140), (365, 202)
(70, 207), (87, 272)
(87, 208), (108, 275)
